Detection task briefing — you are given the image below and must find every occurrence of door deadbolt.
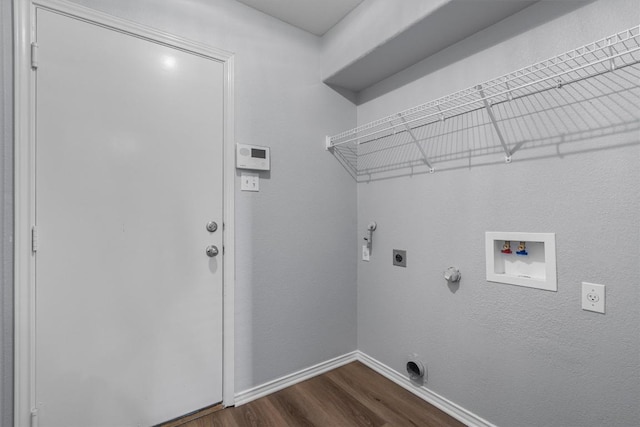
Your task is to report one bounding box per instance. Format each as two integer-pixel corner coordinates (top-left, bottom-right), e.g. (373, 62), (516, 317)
(206, 245), (219, 257)
(206, 221), (218, 232)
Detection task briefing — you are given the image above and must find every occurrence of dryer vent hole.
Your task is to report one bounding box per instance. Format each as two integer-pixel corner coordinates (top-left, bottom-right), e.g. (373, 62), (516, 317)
(406, 361), (424, 379)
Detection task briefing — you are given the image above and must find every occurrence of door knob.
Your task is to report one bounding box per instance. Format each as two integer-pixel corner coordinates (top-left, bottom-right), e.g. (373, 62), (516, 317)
(206, 245), (219, 257)
(206, 221), (218, 232)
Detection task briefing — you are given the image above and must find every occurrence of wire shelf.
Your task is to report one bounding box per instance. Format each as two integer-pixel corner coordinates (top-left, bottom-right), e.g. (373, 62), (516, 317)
(327, 25), (640, 180)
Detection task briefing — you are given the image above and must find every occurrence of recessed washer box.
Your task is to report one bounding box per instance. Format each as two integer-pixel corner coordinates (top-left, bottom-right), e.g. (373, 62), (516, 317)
(485, 232), (557, 291)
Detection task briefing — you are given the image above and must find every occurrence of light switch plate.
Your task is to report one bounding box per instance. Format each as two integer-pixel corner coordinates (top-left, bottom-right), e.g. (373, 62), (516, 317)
(362, 245), (370, 262)
(582, 282), (605, 314)
(241, 172), (259, 192)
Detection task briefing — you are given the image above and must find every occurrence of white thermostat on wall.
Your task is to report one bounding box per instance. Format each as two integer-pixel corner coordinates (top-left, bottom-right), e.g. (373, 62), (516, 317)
(236, 143), (270, 171)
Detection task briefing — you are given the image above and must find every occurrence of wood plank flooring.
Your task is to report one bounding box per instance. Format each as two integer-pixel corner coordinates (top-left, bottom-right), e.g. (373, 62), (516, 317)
(178, 361), (466, 427)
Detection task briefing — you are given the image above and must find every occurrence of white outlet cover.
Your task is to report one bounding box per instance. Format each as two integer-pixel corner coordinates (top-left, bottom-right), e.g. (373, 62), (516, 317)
(582, 282), (605, 314)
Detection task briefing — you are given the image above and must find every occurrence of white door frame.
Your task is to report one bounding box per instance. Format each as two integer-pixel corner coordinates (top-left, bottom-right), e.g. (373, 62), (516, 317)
(13, 0), (236, 424)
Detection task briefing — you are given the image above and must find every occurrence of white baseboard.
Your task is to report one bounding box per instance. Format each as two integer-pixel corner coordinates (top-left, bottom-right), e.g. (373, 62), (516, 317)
(356, 351), (497, 427)
(233, 350), (495, 427)
(234, 351), (359, 406)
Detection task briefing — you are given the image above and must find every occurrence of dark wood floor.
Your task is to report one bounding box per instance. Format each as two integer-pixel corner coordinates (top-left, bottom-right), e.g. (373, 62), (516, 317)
(178, 361), (466, 427)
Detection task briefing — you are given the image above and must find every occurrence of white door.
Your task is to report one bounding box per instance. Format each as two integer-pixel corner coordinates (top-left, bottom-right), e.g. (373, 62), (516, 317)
(35, 9), (224, 426)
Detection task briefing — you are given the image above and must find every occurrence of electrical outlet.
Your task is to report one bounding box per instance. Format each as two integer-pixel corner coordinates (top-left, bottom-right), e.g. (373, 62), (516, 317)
(392, 249), (406, 267)
(582, 282), (605, 314)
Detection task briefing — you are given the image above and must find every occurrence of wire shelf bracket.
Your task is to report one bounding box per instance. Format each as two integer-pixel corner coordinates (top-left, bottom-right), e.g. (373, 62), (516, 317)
(477, 84), (512, 163)
(397, 114), (435, 173)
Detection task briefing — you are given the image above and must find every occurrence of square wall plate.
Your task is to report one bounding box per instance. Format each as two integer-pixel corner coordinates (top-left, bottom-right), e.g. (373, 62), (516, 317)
(393, 249), (406, 267)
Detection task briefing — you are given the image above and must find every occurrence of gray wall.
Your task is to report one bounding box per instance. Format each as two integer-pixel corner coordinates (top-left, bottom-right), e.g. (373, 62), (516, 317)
(1, 0), (14, 425)
(5, 1), (638, 426)
(356, 1), (639, 426)
(7, 0), (358, 403)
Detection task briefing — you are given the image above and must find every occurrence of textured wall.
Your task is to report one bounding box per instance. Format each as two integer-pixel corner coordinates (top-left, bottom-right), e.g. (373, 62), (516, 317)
(356, 1), (639, 426)
(7, 1), (638, 425)
(1, 0), (14, 425)
(30, 0), (358, 396)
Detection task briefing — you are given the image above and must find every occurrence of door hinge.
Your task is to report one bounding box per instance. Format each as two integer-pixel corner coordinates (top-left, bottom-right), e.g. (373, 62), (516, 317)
(30, 408), (38, 427)
(31, 42), (39, 69)
(31, 226), (38, 253)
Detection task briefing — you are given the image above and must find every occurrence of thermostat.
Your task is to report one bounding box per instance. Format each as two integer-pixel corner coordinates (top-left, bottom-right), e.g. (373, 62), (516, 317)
(236, 143), (270, 171)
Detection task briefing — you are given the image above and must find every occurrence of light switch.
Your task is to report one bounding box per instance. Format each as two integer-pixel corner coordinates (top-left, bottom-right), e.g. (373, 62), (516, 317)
(241, 172), (259, 192)
(362, 245), (370, 262)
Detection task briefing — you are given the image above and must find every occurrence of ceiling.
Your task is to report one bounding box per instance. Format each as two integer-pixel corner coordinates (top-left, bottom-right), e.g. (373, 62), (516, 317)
(325, 0), (539, 93)
(235, 0), (364, 36)
(235, 0), (540, 97)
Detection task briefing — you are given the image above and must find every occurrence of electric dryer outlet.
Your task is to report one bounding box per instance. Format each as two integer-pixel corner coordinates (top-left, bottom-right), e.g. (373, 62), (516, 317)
(582, 282), (605, 314)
